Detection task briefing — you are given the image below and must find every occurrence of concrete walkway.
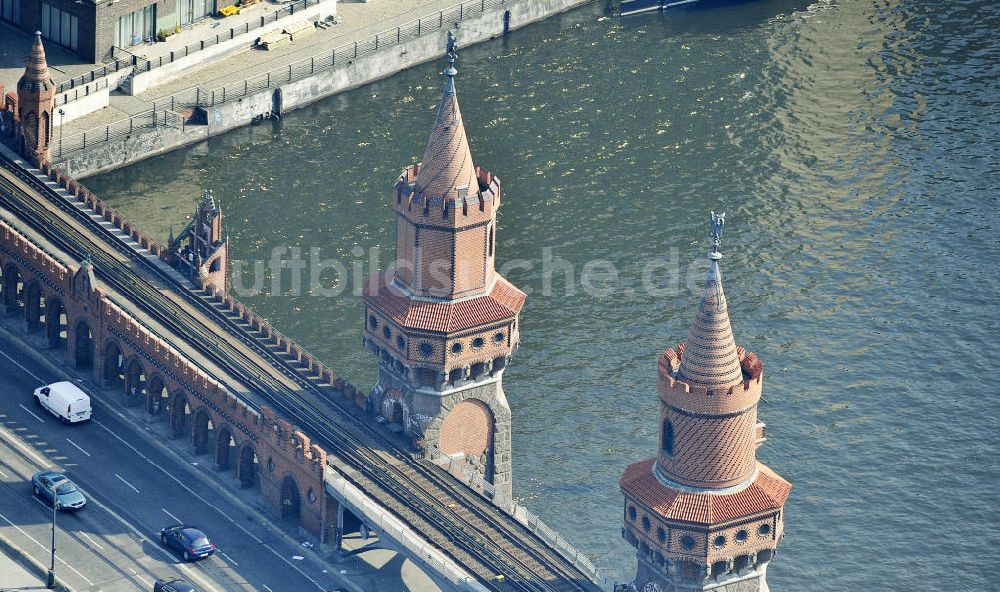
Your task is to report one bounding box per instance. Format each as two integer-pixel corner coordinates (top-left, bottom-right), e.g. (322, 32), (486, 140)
(58, 0), (490, 137)
(0, 544), (50, 591)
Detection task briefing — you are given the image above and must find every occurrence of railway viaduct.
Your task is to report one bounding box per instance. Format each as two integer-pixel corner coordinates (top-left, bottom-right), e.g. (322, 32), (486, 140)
(0, 34), (614, 592)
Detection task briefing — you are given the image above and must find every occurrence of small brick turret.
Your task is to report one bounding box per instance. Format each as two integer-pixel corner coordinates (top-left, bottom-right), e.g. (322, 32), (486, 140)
(362, 35), (525, 500)
(620, 213), (791, 592)
(169, 189), (228, 293)
(17, 33), (55, 166)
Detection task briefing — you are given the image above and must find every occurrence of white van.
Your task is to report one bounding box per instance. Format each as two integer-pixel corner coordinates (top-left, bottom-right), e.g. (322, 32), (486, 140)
(34, 382), (92, 424)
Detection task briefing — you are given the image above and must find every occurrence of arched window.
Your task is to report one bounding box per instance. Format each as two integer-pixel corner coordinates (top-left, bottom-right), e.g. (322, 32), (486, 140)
(662, 418), (674, 457)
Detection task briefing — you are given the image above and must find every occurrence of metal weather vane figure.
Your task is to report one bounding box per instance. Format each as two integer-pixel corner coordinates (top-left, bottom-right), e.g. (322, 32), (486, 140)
(446, 30), (457, 62)
(710, 210), (726, 253)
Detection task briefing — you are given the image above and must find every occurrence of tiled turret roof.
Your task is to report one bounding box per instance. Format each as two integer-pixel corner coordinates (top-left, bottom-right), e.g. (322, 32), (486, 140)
(18, 32), (54, 93)
(676, 255), (745, 390)
(621, 459), (790, 524)
(414, 55), (480, 201)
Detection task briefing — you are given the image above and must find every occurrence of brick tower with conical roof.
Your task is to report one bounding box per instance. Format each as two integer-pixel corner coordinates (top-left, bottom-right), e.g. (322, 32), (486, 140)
(17, 32), (55, 166)
(363, 34), (525, 500)
(620, 213), (791, 592)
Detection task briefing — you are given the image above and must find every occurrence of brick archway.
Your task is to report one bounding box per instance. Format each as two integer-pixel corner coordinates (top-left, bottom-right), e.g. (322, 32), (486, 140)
(192, 408), (213, 454)
(73, 319), (93, 369)
(103, 341), (124, 388)
(214, 425), (235, 471)
(146, 374), (168, 417)
(2, 262), (21, 316)
(439, 398), (495, 479)
(44, 296), (64, 348)
(169, 391), (191, 438)
(124, 357), (145, 406)
(23, 281), (42, 332)
(237, 444), (258, 488)
(279, 474), (301, 522)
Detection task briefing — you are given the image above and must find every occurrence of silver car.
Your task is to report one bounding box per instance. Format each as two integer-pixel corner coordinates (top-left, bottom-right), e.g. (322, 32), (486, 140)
(31, 471), (86, 510)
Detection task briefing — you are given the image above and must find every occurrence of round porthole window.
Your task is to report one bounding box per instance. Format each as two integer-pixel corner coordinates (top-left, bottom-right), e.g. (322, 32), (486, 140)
(451, 342), (463, 355)
(419, 342), (433, 357)
(397, 335), (406, 350)
(758, 524), (771, 536)
(369, 315), (378, 329)
(628, 506), (637, 521)
(736, 529), (749, 542)
(472, 337), (485, 349)
(657, 527), (666, 544)
(266, 457), (275, 473)
(307, 488), (317, 504)
(681, 535), (695, 550)
(493, 331), (505, 343)
(382, 326), (392, 339)
(641, 516), (651, 532)
(713, 535), (727, 548)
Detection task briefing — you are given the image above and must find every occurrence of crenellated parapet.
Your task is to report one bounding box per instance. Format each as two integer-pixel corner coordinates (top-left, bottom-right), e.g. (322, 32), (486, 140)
(363, 44), (522, 500)
(0, 203), (334, 542)
(620, 215), (790, 592)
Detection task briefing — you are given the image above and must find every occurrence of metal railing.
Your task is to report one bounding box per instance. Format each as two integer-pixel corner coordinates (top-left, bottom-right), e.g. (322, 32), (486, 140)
(434, 455), (621, 591)
(57, 110), (184, 158)
(56, 0), (524, 160)
(55, 59), (129, 94)
(126, 0), (322, 75)
(55, 78), (109, 107)
(172, 0), (515, 110)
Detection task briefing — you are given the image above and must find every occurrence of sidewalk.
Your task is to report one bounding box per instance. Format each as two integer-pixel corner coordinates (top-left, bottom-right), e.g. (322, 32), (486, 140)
(0, 544), (49, 591)
(59, 0), (485, 137)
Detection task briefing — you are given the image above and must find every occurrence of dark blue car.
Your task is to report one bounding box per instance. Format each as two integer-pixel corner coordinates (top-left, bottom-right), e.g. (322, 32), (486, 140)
(159, 524), (215, 561)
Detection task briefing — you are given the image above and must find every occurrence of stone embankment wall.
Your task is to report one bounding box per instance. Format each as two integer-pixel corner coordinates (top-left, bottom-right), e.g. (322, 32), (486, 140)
(58, 0), (594, 178)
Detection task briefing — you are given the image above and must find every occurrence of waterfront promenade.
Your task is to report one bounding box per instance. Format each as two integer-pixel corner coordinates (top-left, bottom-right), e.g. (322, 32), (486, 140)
(54, 0), (516, 138)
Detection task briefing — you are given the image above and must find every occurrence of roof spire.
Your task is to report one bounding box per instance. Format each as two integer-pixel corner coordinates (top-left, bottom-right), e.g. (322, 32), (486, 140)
(19, 32), (53, 92)
(414, 31), (479, 202)
(676, 211), (744, 390)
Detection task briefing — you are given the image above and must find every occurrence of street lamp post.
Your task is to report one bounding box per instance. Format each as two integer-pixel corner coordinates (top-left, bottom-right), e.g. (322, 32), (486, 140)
(47, 491), (58, 588)
(57, 108), (65, 158)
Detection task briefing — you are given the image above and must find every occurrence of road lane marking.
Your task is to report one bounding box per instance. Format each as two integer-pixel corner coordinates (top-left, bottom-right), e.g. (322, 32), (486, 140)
(0, 422), (50, 466)
(31, 496), (53, 510)
(162, 507), (183, 524)
(219, 550), (239, 566)
(65, 438), (91, 457)
(0, 349), (45, 383)
(79, 531), (105, 551)
(94, 419), (265, 543)
(0, 510), (96, 586)
(92, 420), (325, 590)
(128, 568), (153, 588)
(17, 403), (45, 423)
(115, 473), (140, 493)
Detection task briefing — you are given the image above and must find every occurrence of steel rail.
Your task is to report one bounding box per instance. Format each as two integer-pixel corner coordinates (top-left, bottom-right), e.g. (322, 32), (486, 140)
(0, 158), (600, 592)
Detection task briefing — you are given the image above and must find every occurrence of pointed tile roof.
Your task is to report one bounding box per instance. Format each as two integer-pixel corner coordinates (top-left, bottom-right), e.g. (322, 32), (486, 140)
(677, 227), (744, 390)
(414, 53), (480, 201)
(18, 32), (54, 93)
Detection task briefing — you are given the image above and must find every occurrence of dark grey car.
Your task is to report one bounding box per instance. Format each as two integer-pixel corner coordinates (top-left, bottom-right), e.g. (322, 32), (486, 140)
(31, 471), (86, 510)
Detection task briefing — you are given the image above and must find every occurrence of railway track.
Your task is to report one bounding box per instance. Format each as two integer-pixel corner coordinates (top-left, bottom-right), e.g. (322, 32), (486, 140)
(0, 156), (604, 592)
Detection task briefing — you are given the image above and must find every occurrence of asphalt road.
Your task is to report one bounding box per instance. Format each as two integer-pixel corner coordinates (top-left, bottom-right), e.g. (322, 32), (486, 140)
(0, 343), (347, 592)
